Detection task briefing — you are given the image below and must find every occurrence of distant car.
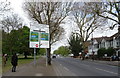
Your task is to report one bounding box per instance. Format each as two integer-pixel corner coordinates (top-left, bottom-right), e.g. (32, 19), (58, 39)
(69, 54), (74, 57)
(52, 55), (56, 58)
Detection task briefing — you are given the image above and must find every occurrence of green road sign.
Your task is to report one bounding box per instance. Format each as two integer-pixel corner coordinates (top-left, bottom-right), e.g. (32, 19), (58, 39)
(30, 32), (39, 42)
(40, 32), (49, 41)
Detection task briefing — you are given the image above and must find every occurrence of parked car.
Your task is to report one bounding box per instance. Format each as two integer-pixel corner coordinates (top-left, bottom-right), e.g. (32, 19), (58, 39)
(111, 55), (119, 61)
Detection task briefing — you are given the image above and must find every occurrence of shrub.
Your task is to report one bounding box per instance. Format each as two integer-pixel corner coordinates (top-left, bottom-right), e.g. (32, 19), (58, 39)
(106, 47), (116, 56)
(97, 48), (107, 58)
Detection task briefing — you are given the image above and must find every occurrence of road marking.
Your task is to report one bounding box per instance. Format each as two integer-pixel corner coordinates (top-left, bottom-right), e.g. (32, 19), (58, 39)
(95, 68), (118, 75)
(63, 67), (69, 71)
(53, 62), (63, 76)
(59, 63), (70, 71)
(35, 73), (43, 76)
(86, 61), (118, 68)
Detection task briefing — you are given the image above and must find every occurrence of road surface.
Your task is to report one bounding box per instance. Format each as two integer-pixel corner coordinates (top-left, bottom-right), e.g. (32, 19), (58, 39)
(52, 57), (119, 76)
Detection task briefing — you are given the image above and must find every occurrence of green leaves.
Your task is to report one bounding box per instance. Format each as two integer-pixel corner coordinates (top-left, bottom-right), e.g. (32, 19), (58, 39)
(54, 46), (70, 56)
(97, 47), (116, 58)
(39, 48), (46, 55)
(97, 48), (107, 58)
(68, 33), (82, 56)
(106, 47), (116, 57)
(2, 26), (32, 56)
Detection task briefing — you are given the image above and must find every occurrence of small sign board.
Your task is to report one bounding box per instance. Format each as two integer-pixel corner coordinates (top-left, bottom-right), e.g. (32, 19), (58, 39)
(29, 24), (49, 48)
(29, 31), (40, 48)
(40, 32), (49, 48)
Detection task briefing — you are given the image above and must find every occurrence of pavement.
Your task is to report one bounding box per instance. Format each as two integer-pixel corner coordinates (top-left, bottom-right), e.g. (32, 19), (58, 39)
(2, 57), (119, 77)
(3, 57), (56, 76)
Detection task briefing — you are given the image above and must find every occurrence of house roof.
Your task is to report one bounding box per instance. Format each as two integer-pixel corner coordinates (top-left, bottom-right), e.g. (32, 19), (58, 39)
(89, 27), (120, 45)
(92, 36), (109, 42)
(110, 32), (120, 39)
(91, 32), (120, 42)
(103, 37), (113, 41)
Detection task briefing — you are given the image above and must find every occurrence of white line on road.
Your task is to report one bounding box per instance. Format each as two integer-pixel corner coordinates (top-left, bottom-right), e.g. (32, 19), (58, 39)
(54, 64), (62, 76)
(86, 61), (118, 68)
(35, 73), (43, 76)
(63, 67), (69, 71)
(59, 64), (70, 71)
(95, 68), (118, 75)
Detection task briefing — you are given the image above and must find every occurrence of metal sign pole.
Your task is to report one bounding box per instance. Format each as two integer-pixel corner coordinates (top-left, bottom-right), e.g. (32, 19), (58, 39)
(46, 49), (48, 66)
(34, 48), (36, 66)
(30, 24), (49, 66)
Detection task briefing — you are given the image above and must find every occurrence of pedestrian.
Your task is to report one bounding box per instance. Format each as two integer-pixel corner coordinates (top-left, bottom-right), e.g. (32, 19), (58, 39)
(2, 53), (7, 67)
(4, 54), (8, 61)
(11, 53), (18, 72)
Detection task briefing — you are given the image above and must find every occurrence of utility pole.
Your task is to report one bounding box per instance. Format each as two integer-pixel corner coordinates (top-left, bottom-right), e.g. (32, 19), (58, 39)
(92, 25), (94, 61)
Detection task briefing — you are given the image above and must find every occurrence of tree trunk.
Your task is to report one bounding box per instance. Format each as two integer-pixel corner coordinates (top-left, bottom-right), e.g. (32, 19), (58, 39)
(24, 54), (27, 59)
(47, 48), (51, 65)
(82, 52), (85, 60)
(24, 52), (28, 59)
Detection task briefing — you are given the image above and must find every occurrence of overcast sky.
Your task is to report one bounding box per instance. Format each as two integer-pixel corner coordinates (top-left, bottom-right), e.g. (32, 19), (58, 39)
(3, 0), (118, 53)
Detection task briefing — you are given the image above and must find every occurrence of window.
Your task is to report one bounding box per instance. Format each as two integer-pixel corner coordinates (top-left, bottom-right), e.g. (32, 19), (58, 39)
(110, 41), (113, 47)
(104, 42), (105, 47)
(117, 42), (119, 46)
(116, 38), (120, 47)
(94, 44), (98, 48)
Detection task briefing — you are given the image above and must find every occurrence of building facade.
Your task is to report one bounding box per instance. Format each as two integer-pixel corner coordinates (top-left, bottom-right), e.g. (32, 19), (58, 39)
(88, 27), (120, 56)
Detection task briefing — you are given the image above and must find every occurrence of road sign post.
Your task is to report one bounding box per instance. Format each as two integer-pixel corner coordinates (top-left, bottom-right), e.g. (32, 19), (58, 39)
(29, 23), (49, 66)
(34, 48), (36, 66)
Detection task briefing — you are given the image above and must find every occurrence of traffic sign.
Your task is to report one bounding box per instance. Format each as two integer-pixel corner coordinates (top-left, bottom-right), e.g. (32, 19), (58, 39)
(29, 24), (49, 48)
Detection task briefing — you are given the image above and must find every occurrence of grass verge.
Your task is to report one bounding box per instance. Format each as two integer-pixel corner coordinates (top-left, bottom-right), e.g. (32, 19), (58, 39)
(2, 55), (41, 73)
(0, 56), (2, 74)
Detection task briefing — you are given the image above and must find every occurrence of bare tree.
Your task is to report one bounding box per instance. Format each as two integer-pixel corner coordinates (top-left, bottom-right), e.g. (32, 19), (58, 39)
(1, 14), (23, 33)
(0, 0), (11, 16)
(24, 1), (72, 65)
(72, 2), (107, 48)
(0, 0), (11, 30)
(86, 1), (120, 29)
